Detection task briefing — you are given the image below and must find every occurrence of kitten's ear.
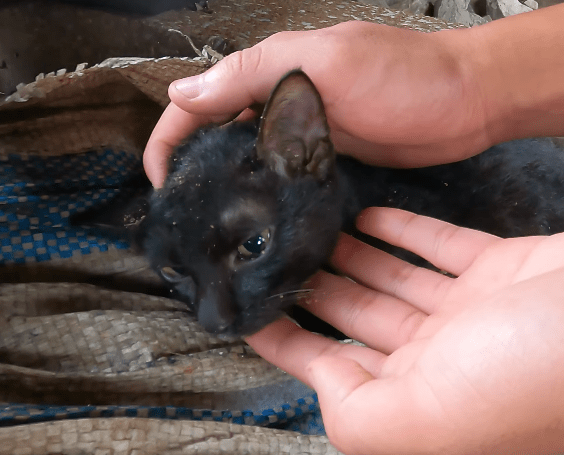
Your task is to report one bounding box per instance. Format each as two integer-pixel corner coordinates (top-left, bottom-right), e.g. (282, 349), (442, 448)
(69, 190), (150, 249)
(257, 70), (335, 181)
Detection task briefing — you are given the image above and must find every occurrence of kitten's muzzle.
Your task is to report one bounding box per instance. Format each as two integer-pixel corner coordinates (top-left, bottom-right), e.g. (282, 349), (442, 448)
(197, 285), (236, 334)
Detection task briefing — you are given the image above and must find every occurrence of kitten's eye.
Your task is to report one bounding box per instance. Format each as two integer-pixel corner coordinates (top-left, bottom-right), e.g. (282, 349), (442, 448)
(237, 228), (271, 260)
(159, 266), (186, 283)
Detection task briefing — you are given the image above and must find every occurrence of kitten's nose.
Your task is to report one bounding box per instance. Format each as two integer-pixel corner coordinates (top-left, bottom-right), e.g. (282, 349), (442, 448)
(197, 285), (236, 333)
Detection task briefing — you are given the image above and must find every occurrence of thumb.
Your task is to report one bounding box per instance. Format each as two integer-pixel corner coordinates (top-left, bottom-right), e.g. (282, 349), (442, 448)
(168, 51), (272, 115)
(168, 35), (312, 116)
(169, 53), (259, 114)
(308, 355), (443, 455)
(307, 355), (375, 454)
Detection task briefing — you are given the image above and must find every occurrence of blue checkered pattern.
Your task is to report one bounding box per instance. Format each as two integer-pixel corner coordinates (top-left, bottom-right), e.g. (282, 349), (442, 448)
(0, 396), (322, 429)
(0, 150), (137, 264)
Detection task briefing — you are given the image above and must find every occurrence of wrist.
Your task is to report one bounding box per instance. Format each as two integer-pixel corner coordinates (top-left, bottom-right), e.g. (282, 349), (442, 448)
(461, 6), (564, 146)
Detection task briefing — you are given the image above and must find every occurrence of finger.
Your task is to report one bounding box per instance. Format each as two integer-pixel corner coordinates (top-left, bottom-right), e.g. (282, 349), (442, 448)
(169, 58), (260, 115)
(143, 103), (229, 187)
(303, 271), (427, 353)
(309, 356), (443, 455)
(248, 320), (443, 454)
(233, 108), (258, 123)
(331, 233), (452, 314)
(168, 27), (345, 117)
(357, 207), (500, 276)
(306, 355), (375, 454)
(169, 38), (306, 116)
(245, 318), (387, 388)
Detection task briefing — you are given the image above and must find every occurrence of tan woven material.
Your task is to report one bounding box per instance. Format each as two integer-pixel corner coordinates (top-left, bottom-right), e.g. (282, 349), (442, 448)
(0, 1), (459, 453)
(0, 418), (343, 455)
(0, 0), (461, 157)
(0, 282), (287, 400)
(0, 58), (207, 157)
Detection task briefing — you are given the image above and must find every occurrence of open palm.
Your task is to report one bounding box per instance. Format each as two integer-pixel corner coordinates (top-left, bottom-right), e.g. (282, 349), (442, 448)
(246, 207), (564, 454)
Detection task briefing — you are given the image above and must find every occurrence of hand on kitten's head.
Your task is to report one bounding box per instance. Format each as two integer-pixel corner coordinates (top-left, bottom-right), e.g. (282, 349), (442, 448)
(145, 21), (493, 187)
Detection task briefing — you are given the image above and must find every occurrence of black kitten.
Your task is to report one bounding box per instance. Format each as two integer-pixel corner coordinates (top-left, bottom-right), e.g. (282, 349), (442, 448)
(74, 70), (564, 336)
(135, 71), (345, 336)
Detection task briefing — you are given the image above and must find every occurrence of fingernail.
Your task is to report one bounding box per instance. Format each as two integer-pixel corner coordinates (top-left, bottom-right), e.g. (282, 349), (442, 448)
(174, 75), (202, 99)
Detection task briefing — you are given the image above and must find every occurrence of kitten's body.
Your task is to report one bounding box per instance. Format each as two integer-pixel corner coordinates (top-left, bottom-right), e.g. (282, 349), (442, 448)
(339, 138), (564, 237)
(74, 71), (564, 337)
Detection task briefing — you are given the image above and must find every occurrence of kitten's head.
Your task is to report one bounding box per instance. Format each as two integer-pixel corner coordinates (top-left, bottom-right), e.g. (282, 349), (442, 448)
(143, 70), (344, 336)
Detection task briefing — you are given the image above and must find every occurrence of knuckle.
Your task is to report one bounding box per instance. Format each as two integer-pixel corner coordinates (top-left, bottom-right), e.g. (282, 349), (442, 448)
(433, 224), (459, 258)
(223, 45), (264, 77)
(398, 308), (426, 343)
(390, 262), (417, 297)
(341, 290), (374, 335)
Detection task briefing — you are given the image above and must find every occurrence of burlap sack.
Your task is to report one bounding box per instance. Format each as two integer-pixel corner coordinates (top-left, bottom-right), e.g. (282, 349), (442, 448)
(0, 1), (459, 453)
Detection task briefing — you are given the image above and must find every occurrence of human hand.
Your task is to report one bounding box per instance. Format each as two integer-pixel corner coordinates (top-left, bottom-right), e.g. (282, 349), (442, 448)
(246, 207), (564, 454)
(144, 21), (493, 187)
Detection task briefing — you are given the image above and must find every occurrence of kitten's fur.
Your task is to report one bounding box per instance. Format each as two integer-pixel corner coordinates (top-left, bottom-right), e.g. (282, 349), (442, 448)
(75, 70), (564, 336)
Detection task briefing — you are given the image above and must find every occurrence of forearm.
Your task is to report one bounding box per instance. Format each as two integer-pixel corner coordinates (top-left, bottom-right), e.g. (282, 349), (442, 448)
(461, 4), (564, 144)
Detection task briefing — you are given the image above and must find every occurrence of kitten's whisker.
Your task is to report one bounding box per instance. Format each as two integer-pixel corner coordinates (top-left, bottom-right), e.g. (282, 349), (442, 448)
(265, 289), (313, 301)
